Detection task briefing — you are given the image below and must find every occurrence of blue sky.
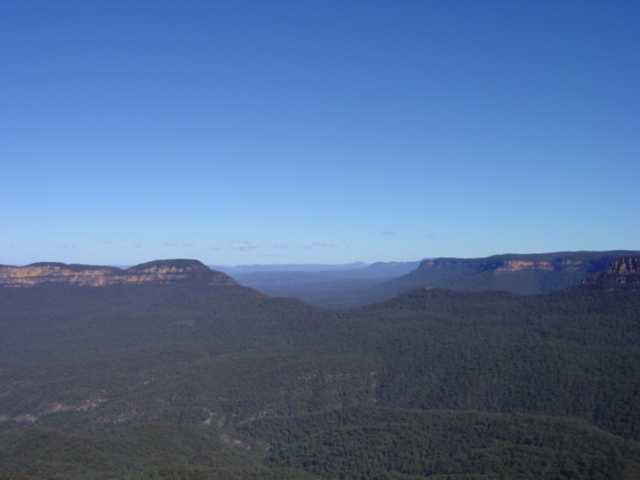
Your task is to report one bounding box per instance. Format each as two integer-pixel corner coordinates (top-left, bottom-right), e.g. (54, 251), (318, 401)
(2, 1), (639, 266)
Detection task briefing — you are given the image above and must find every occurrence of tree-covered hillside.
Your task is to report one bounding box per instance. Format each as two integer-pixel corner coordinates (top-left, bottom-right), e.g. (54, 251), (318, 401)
(243, 406), (640, 480)
(3, 409), (640, 480)
(260, 250), (640, 308)
(1, 257), (639, 479)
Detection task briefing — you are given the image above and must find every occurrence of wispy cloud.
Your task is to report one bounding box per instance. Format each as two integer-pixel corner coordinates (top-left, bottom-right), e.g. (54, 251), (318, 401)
(208, 246), (223, 251)
(90, 236), (112, 244)
(381, 230), (397, 236)
(301, 242), (335, 249)
(164, 240), (197, 247)
(311, 242), (334, 247)
(229, 240), (259, 251)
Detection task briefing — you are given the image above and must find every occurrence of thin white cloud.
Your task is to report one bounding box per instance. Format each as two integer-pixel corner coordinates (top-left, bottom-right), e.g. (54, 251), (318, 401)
(229, 240), (259, 251)
(164, 241), (178, 247)
(381, 230), (397, 236)
(183, 242), (195, 247)
(90, 236), (112, 244)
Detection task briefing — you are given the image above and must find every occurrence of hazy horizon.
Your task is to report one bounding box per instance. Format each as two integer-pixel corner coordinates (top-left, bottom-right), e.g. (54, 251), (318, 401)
(6, 249), (640, 270)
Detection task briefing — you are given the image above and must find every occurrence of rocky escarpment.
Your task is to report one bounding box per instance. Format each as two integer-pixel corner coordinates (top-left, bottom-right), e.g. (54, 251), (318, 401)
(415, 251), (640, 279)
(420, 258), (559, 273)
(418, 254), (616, 275)
(0, 259), (237, 287)
(582, 257), (640, 287)
(373, 251), (640, 297)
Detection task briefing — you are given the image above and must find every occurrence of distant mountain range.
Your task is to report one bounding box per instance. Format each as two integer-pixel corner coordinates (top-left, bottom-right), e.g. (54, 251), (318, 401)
(232, 250), (640, 308)
(211, 262), (371, 273)
(224, 261), (421, 294)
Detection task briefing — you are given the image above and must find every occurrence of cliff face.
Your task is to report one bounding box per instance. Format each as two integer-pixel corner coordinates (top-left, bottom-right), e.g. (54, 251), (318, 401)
(419, 256), (600, 275)
(374, 251), (640, 298)
(0, 259), (237, 287)
(582, 257), (640, 286)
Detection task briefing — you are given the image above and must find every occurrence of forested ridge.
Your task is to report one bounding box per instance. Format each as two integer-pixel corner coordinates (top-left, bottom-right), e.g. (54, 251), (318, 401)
(1, 257), (639, 479)
(246, 250), (640, 308)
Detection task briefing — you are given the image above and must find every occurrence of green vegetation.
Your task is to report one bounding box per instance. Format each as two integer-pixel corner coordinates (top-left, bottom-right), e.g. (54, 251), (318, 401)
(0, 424), (318, 479)
(0, 256), (639, 478)
(243, 406), (640, 480)
(2, 409), (639, 479)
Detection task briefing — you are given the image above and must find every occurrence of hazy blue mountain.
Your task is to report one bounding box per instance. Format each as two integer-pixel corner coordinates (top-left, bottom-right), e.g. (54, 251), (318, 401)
(378, 250), (640, 294)
(229, 261), (420, 287)
(267, 250), (640, 308)
(210, 262), (370, 274)
(217, 261), (421, 309)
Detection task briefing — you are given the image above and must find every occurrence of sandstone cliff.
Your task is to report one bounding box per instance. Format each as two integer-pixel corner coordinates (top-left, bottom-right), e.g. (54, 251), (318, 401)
(418, 255), (610, 275)
(371, 251), (640, 298)
(0, 259), (237, 287)
(582, 256), (640, 287)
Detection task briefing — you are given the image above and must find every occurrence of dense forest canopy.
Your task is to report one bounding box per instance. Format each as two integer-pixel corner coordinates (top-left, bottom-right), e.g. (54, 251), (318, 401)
(1, 255), (639, 479)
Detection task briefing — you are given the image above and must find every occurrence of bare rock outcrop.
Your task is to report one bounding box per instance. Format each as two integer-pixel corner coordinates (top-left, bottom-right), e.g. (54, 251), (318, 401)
(582, 257), (640, 287)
